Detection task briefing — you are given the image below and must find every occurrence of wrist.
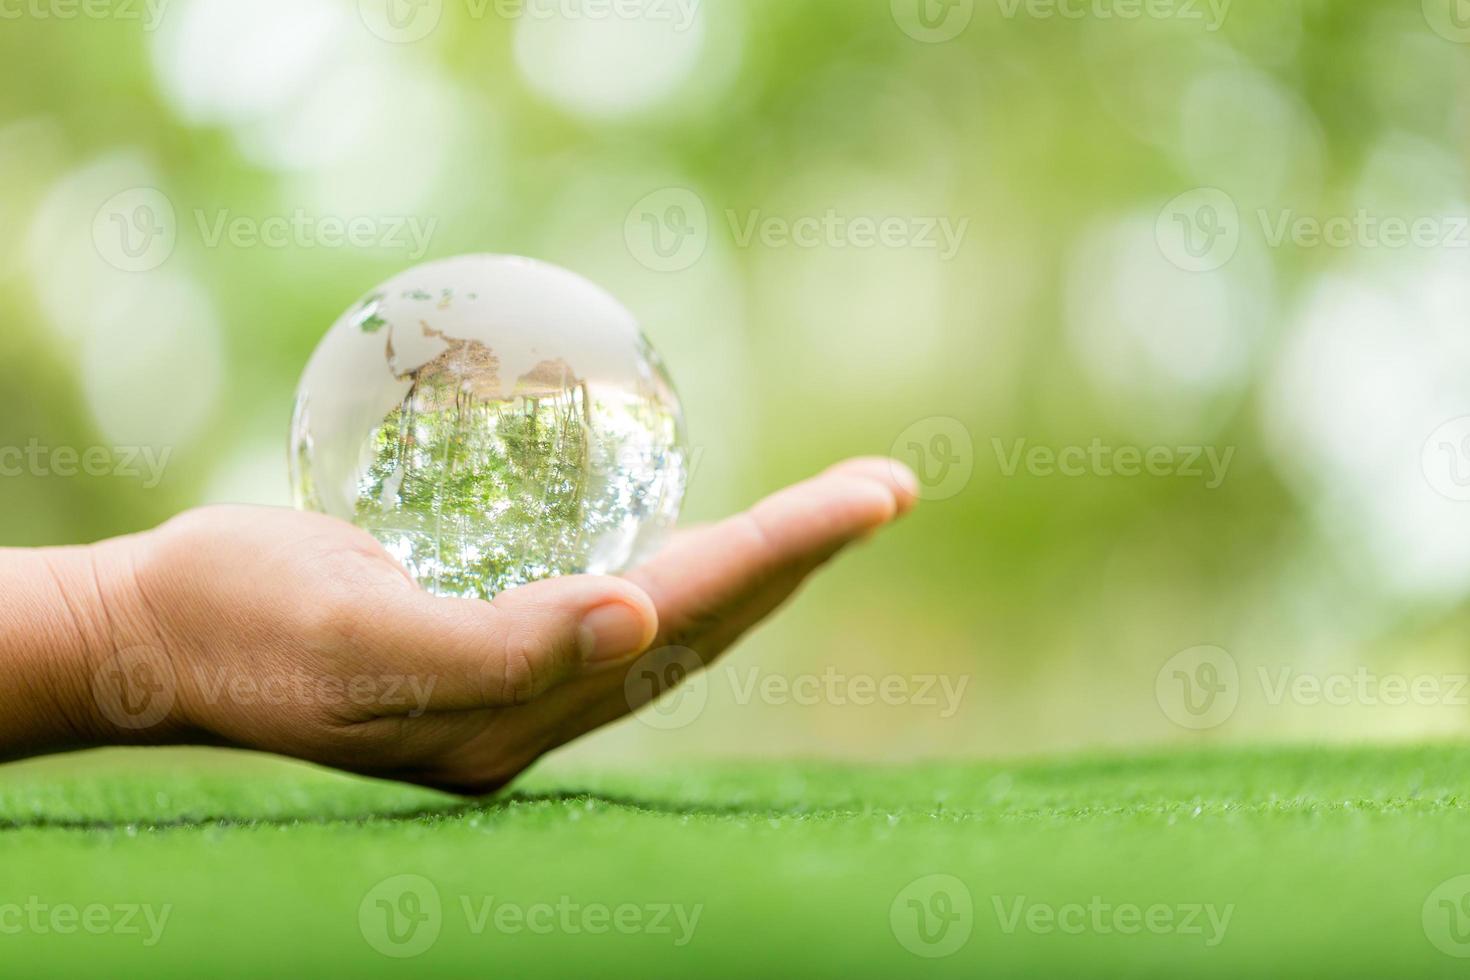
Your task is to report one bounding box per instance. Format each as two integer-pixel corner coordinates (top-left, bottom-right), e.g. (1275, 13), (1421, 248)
(0, 530), (186, 757)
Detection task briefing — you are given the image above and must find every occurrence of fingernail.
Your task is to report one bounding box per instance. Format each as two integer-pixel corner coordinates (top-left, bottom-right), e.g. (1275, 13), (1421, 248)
(579, 603), (650, 664)
(888, 460), (921, 514)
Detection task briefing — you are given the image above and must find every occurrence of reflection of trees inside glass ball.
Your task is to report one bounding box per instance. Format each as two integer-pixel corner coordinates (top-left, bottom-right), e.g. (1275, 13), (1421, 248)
(291, 255), (688, 599)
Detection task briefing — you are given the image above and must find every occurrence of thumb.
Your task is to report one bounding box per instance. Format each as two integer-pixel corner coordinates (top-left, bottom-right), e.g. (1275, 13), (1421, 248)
(367, 575), (658, 713)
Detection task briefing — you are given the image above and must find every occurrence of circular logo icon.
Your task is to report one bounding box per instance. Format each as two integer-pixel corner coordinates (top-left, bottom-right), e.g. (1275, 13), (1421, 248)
(359, 875), (443, 958)
(624, 188), (709, 273)
(1156, 188), (1240, 273)
(92, 187), (176, 273)
(1423, 417), (1470, 502)
(359, 0), (443, 43)
(890, 0), (975, 43)
(1424, 875), (1470, 957)
(91, 646), (178, 732)
(1423, 0), (1470, 43)
(890, 874), (974, 958)
(891, 417), (974, 502)
(624, 646), (709, 731)
(1156, 645), (1239, 731)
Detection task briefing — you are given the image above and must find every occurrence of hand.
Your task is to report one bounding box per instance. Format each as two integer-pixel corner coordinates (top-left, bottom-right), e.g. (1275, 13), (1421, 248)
(78, 458), (917, 793)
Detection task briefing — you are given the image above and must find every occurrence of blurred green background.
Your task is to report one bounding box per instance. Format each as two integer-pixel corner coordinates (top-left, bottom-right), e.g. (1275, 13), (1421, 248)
(0, 0), (1468, 766)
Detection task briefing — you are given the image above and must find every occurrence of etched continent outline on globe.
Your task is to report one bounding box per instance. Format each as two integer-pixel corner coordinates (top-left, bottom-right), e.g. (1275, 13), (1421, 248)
(290, 255), (688, 599)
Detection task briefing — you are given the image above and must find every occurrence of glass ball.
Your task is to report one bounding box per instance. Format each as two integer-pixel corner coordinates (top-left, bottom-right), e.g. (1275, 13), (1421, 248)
(290, 255), (688, 599)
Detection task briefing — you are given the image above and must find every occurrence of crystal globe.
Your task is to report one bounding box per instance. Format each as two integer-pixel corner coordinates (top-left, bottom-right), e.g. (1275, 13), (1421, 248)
(290, 255), (688, 599)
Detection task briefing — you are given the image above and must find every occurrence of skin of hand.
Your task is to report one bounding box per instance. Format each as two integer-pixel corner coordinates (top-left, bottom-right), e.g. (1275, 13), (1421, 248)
(0, 458), (917, 795)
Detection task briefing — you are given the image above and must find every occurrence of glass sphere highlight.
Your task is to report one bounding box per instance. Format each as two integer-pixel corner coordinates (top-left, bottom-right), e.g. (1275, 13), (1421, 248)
(290, 255), (688, 599)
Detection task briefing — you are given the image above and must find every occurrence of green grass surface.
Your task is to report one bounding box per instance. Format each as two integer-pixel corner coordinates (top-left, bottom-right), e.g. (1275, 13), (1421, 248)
(3, 745), (1470, 977)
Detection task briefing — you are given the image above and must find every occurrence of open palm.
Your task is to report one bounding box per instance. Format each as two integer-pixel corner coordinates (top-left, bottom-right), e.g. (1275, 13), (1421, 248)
(131, 458), (917, 794)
